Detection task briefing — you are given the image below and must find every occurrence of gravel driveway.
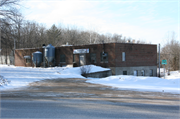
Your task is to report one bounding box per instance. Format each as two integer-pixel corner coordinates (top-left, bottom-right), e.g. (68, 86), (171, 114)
(1, 78), (179, 105)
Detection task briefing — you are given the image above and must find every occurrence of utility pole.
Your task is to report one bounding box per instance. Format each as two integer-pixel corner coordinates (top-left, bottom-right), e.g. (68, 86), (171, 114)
(164, 64), (165, 79)
(90, 33), (91, 44)
(14, 38), (16, 65)
(42, 44), (46, 68)
(159, 44), (160, 77)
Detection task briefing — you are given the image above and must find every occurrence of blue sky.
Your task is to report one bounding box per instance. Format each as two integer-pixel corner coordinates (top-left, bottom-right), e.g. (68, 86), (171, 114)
(20, 0), (179, 45)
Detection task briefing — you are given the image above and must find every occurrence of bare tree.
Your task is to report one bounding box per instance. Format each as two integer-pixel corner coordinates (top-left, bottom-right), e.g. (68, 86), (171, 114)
(0, 0), (22, 64)
(105, 33), (112, 43)
(112, 33), (122, 43)
(0, 0), (21, 20)
(78, 31), (90, 45)
(161, 32), (180, 71)
(63, 26), (81, 46)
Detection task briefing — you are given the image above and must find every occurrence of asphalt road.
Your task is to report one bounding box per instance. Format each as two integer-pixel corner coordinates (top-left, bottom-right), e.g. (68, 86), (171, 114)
(1, 99), (180, 119)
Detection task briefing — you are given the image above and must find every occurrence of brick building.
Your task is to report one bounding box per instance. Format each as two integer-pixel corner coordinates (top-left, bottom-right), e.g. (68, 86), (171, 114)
(15, 43), (157, 76)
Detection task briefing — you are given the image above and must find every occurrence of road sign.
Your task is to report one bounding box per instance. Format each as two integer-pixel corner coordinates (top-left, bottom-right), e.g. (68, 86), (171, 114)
(162, 59), (167, 65)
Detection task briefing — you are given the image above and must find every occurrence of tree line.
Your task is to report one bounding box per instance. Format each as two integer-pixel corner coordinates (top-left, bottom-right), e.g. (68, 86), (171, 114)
(160, 32), (180, 71)
(1, 19), (146, 55)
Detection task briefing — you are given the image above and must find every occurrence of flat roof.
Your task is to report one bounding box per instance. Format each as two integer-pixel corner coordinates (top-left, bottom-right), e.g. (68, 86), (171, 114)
(15, 42), (157, 50)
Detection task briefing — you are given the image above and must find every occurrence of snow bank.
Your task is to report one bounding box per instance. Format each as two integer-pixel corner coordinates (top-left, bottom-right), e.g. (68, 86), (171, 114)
(88, 65), (110, 73)
(87, 74), (180, 94)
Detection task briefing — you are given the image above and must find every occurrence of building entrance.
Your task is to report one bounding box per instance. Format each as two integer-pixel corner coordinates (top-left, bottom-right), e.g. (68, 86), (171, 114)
(134, 70), (138, 76)
(79, 54), (86, 66)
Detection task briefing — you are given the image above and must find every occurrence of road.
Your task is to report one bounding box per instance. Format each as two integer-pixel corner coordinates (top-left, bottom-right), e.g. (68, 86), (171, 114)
(1, 78), (180, 118)
(1, 99), (180, 119)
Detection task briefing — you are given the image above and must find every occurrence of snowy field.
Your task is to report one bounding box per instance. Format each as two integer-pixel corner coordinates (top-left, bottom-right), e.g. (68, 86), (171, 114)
(0, 65), (180, 94)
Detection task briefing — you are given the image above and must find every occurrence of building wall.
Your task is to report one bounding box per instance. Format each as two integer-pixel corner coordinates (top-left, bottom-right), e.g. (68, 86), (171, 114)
(115, 43), (157, 67)
(55, 46), (73, 66)
(15, 48), (43, 67)
(14, 43), (157, 76)
(55, 43), (116, 67)
(87, 70), (112, 78)
(114, 66), (157, 76)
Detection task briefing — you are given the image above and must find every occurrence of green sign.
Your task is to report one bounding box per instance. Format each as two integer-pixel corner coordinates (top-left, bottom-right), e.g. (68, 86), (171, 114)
(162, 59), (167, 65)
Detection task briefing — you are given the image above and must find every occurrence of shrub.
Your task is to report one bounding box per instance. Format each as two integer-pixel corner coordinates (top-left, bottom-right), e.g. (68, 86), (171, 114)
(80, 65), (91, 78)
(0, 75), (11, 87)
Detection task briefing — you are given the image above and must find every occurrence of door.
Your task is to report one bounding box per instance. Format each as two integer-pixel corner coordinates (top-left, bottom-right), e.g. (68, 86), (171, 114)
(123, 71), (127, 75)
(79, 54), (86, 66)
(134, 70), (138, 76)
(150, 70), (153, 76)
(141, 70), (145, 76)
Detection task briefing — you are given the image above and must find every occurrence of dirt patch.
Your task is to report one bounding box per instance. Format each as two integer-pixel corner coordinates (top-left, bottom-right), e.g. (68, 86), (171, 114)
(1, 78), (179, 105)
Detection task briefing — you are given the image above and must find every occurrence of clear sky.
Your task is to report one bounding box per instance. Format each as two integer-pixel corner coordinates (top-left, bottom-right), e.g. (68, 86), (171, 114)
(19, 0), (179, 45)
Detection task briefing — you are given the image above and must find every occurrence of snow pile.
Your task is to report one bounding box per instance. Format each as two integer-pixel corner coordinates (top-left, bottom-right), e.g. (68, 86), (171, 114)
(87, 75), (180, 94)
(88, 65), (110, 73)
(166, 71), (180, 79)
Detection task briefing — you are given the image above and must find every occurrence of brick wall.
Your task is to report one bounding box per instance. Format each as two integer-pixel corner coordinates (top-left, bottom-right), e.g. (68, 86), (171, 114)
(15, 43), (157, 68)
(15, 48), (43, 67)
(55, 43), (116, 67)
(115, 43), (157, 67)
(55, 46), (73, 66)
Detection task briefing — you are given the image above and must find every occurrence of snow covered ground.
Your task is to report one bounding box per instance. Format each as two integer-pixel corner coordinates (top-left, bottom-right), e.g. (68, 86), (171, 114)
(0, 65), (179, 94)
(0, 65), (109, 90)
(87, 74), (180, 94)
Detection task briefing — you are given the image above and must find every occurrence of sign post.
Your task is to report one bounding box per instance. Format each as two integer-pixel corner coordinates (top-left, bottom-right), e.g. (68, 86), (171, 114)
(162, 59), (167, 79)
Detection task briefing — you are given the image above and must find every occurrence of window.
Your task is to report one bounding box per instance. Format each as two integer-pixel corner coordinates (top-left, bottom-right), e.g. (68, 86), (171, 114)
(122, 52), (125, 61)
(123, 71), (127, 75)
(101, 52), (108, 62)
(73, 54), (75, 62)
(90, 53), (96, 63)
(60, 54), (66, 63)
(24, 56), (31, 63)
(150, 69), (153, 76)
(26, 59), (31, 63)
